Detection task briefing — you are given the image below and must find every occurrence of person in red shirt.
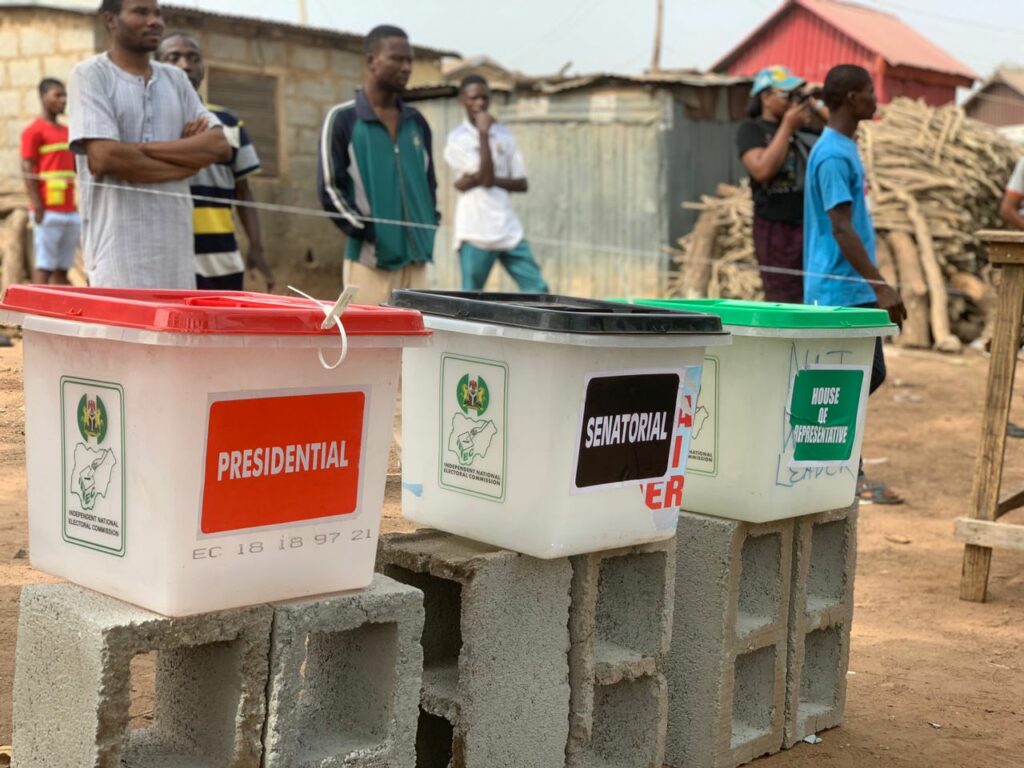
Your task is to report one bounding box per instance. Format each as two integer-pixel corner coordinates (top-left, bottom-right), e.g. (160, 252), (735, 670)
(21, 78), (80, 285)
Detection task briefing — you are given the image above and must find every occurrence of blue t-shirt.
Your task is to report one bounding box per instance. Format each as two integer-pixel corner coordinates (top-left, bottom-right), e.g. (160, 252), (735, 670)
(803, 127), (877, 307)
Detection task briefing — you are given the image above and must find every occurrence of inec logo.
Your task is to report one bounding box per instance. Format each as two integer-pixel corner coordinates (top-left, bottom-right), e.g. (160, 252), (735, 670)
(77, 394), (108, 444)
(457, 374), (489, 416)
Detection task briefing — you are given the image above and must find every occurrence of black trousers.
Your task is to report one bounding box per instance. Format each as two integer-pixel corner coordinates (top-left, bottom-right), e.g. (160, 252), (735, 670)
(851, 302), (887, 395)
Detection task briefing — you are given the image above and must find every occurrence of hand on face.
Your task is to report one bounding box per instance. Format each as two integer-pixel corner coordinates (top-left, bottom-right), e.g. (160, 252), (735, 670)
(473, 111), (496, 132)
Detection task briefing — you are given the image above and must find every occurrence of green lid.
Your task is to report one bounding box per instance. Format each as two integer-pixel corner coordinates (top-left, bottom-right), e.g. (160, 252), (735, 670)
(615, 298), (895, 330)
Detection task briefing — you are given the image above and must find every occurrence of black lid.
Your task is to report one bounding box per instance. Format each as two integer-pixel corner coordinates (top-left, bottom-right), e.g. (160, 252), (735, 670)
(387, 291), (725, 335)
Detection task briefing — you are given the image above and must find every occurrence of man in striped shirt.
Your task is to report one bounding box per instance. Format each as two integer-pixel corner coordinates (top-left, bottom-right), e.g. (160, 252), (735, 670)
(157, 33), (274, 291)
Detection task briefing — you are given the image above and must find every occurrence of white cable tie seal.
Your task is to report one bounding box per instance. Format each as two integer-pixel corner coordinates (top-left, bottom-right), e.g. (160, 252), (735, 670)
(287, 285), (359, 370)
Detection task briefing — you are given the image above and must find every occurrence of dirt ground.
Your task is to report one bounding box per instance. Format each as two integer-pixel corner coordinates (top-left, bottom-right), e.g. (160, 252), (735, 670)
(0, 341), (1022, 766)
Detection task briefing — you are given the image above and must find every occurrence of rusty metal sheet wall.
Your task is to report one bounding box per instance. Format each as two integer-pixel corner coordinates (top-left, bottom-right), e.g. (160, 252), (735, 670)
(416, 93), (670, 298)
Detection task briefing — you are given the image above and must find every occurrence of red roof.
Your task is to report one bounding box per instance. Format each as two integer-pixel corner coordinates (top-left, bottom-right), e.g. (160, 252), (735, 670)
(713, 0), (977, 80)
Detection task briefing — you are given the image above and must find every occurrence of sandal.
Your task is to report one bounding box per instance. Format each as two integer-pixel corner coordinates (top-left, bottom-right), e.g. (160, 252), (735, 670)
(857, 477), (904, 505)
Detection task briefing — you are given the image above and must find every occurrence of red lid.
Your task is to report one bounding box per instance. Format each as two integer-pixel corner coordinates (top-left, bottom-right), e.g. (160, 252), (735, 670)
(0, 286), (428, 336)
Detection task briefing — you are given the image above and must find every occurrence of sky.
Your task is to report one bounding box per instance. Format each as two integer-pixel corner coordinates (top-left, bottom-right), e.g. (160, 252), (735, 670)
(165, 0), (1023, 81)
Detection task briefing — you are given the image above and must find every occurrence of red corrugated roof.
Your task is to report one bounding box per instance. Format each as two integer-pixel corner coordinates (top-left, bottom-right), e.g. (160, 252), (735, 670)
(713, 0), (976, 80)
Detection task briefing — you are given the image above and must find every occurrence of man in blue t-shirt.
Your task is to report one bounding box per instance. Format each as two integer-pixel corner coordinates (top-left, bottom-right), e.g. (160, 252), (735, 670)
(804, 64), (906, 504)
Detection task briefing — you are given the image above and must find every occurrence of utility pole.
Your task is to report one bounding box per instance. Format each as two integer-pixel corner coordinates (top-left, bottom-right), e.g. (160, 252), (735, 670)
(297, 0), (308, 25)
(650, 0), (664, 73)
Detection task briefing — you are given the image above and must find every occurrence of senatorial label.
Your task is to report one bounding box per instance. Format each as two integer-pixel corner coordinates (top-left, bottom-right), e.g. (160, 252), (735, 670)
(573, 370), (681, 493)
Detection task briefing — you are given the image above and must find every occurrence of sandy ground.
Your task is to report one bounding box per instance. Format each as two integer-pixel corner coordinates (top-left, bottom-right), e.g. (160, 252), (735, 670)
(0, 341), (1022, 766)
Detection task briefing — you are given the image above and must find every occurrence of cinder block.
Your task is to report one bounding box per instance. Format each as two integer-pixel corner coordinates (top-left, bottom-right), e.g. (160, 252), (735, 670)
(13, 583), (272, 768)
(784, 503), (858, 748)
(263, 574), (425, 767)
(566, 540), (674, 768)
(377, 529), (572, 768)
(576, 675), (668, 768)
(665, 513), (794, 768)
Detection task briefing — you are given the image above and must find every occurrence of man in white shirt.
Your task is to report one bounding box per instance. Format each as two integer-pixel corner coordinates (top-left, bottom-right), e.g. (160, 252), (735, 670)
(443, 75), (548, 292)
(69, 0), (229, 289)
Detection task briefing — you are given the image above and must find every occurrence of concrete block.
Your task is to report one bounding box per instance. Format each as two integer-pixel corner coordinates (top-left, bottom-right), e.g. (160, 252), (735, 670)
(330, 49), (363, 75)
(297, 76), (345, 103)
(263, 573), (425, 768)
(5, 118), (23, 150)
(13, 583), (272, 768)
(206, 32), (250, 64)
(566, 540), (674, 767)
(8, 58), (41, 88)
(57, 23), (96, 55)
(784, 503), (858, 747)
(665, 513), (794, 768)
(0, 89), (22, 117)
(18, 25), (55, 57)
(576, 675), (668, 768)
(42, 54), (82, 81)
(253, 39), (287, 68)
(0, 28), (19, 59)
(291, 46), (328, 72)
(377, 529), (572, 768)
(285, 97), (327, 129)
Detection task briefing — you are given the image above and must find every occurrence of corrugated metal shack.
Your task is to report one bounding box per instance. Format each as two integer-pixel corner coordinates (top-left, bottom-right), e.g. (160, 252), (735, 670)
(964, 69), (1024, 128)
(409, 72), (751, 298)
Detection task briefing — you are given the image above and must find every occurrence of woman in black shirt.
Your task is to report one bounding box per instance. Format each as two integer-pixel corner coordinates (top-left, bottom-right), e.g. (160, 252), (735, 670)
(736, 65), (820, 304)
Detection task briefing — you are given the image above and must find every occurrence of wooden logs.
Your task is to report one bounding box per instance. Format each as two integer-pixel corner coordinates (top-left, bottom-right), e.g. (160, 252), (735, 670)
(887, 231), (931, 347)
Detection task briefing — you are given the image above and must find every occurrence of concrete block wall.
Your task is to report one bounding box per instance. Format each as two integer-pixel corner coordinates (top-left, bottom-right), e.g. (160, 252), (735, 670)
(666, 513), (795, 768)
(0, 10), (99, 181)
(376, 529), (573, 768)
(565, 539), (674, 768)
(263, 574), (425, 768)
(784, 502), (858, 748)
(12, 583), (273, 768)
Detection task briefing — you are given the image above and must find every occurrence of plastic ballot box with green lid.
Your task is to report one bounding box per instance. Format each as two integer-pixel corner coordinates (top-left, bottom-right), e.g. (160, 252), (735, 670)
(621, 298), (897, 522)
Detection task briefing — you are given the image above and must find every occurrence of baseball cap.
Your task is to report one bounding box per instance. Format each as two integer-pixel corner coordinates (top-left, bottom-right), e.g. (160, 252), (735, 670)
(751, 65), (805, 96)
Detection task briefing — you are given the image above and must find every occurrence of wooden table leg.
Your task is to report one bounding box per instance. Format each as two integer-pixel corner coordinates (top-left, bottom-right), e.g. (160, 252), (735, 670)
(961, 263), (1024, 601)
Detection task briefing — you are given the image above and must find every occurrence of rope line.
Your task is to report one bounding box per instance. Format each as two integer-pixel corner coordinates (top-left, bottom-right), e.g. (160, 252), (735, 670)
(7, 170), (986, 297)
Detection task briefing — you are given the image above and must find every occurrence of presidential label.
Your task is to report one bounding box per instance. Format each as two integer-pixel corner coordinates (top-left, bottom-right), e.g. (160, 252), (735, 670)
(573, 372), (681, 492)
(787, 366), (867, 467)
(61, 377), (125, 556)
(200, 390), (367, 534)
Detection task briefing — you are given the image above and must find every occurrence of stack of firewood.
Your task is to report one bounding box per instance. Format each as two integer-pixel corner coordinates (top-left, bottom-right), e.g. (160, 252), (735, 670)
(673, 183), (761, 301)
(671, 98), (1022, 350)
(0, 180), (30, 291)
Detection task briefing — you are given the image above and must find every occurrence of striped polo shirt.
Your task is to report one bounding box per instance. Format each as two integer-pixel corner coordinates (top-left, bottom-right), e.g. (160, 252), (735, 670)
(190, 106), (260, 278)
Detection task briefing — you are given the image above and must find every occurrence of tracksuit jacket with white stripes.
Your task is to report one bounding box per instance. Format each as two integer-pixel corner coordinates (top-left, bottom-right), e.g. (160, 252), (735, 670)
(317, 89), (438, 271)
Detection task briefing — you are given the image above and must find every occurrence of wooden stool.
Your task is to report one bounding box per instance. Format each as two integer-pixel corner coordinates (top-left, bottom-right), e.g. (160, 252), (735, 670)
(957, 230), (1024, 602)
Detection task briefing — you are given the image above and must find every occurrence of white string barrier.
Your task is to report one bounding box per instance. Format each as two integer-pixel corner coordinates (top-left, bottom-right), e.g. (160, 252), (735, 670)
(6, 170), (980, 297)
